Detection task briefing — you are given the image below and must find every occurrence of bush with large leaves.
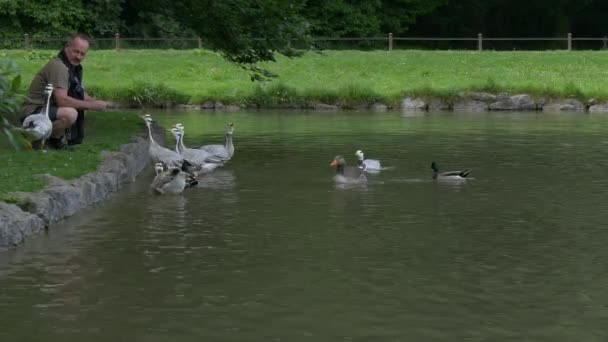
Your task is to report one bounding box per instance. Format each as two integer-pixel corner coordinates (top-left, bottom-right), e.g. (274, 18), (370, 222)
(0, 59), (26, 150)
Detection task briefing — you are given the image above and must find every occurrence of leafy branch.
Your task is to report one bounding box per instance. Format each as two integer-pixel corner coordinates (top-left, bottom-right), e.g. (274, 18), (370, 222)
(0, 59), (27, 151)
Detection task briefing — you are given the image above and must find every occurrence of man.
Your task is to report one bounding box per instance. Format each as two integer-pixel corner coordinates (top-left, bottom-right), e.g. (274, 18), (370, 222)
(21, 33), (107, 149)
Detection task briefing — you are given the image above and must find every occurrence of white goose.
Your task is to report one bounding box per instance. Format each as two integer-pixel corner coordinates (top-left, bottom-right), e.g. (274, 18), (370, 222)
(171, 127), (224, 173)
(173, 124), (225, 162)
(142, 114), (201, 173)
(194, 123), (235, 161)
(355, 150), (382, 172)
(21, 84), (54, 149)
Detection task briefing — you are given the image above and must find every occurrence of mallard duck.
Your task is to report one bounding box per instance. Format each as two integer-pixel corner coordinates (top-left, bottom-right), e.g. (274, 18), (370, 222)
(150, 165), (187, 195)
(142, 114), (201, 174)
(21, 84), (54, 149)
(331, 155), (367, 184)
(154, 162), (165, 176)
(431, 161), (471, 180)
(154, 161), (198, 189)
(194, 123), (235, 161)
(355, 150), (382, 172)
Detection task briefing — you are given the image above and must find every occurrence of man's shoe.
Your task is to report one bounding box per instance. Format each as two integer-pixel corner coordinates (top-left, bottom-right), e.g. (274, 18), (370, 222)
(67, 139), (83, 146)
(31, 140), (44, 150)
(47, 137), (67, 150)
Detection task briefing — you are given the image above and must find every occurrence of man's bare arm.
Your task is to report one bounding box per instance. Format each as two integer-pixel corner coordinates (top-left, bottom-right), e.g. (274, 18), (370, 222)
(54, 88), (107, 111)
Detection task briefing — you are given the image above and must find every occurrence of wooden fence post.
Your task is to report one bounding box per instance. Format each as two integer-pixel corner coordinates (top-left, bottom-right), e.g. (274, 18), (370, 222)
(24, 34), (30, 50)
(115, 33), (120, 50)
(567, 33), (572, 51)
(603, 36), (607, 50)
(388, 32), (393, 51)
(478, 33), (483, 51)
(198, 37), (202, 49)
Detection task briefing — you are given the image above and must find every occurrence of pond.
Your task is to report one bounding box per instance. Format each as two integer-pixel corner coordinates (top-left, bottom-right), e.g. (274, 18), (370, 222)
(2, 110), (608, 341)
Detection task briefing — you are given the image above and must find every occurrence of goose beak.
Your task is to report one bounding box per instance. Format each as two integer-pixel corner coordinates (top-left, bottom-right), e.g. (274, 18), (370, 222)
(330, 159), (338, 166)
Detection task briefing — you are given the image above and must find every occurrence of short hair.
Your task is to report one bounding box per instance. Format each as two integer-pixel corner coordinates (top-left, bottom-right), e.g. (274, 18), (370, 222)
(66, 33), (91, 47)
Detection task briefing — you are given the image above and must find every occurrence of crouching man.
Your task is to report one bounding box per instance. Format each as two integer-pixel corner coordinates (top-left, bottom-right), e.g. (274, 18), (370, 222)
(21, 33), (108, 149)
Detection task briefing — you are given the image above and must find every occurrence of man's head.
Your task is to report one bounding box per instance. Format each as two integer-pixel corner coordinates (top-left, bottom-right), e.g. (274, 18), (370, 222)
(64, 34), (90, 66)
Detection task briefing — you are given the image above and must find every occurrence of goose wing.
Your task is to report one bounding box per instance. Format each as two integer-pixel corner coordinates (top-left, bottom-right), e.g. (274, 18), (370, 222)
(362, 159), (381, 171)
(21, 113), (52, 140)
(183, 148), (226, 165)
(199, 144), (230, 159)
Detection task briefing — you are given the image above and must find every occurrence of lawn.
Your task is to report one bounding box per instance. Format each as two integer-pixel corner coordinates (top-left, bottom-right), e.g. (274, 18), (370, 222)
(0, 111), (143, 197)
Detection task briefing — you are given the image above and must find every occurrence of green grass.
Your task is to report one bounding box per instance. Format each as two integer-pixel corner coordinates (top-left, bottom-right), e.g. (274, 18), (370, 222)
(0, 111), (143, 197)
(2, 49), (608, 106)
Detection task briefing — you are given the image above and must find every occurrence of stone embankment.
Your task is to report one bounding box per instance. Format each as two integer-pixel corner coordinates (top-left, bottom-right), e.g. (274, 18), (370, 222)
(398, 92), (608, 113)
(0, 125), (162, 248)
(108, 92), (608, 113)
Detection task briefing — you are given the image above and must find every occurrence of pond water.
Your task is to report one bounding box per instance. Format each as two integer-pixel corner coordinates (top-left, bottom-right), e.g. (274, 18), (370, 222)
(2, 110), (608, 341)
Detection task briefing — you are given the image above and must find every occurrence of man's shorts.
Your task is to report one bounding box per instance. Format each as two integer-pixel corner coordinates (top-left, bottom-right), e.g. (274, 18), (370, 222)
(20, 106), (59, 124)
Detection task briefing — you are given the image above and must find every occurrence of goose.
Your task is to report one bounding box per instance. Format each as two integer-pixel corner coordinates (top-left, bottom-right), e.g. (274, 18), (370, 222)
(431, 161), (471, 180)
(355, 150), (381, 172)
(171, 125), (226, 169)
(194, 123), (235, 161)
(170, 127), (224, 173)
(330, 155), (367, 184)
(142, 114), (201, 174)
(150, 165), (188, 195)
(21, 84), (54, 149)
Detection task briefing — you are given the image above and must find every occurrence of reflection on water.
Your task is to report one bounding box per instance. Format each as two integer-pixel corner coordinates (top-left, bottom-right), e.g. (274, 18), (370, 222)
(196, 169), (236, 190)
(2, 111), (608, 341)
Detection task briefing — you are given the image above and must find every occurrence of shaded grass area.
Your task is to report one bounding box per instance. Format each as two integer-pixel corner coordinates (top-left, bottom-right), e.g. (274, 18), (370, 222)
(0, 111), (143, 198)
(2, 49), (608, 107)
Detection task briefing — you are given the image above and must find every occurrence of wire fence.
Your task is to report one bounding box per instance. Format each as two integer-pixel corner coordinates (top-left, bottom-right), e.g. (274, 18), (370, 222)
(1, 33), (607, 51)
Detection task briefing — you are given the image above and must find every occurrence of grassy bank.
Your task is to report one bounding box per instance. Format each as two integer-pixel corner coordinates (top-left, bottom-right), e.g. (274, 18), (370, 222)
(0, 111), (142, 199)
(2, 49), (608, 108)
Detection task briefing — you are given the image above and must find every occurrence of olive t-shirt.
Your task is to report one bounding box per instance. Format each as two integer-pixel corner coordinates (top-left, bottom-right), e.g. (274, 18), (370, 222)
(21, 57), (70, 116)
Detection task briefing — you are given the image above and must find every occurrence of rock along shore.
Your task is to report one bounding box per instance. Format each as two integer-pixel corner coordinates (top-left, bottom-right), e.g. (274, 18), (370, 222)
(107, 92), (608, 113)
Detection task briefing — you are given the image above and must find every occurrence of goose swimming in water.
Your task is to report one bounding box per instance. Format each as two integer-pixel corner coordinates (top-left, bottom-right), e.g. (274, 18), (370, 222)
(355, 150), (382, 172)
(21, 84), (54, 150)
(195, 123), (235, 162)
(431, 161), (471, 181)
(171, 125), (225, 173)
(331, 155), (367, 184)
(142, 114), (201, 174)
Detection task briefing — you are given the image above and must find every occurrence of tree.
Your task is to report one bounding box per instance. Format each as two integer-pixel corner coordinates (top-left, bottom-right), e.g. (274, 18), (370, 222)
(82, 0), (125, 37)
(378, 0), (448, 34)
(303, 0), (383, 37)
(134, 0), (312, 80)
(300, 0), (448, 37)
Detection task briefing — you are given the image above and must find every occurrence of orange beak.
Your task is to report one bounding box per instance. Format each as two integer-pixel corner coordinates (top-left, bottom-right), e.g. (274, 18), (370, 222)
(330, 159), (338, 166)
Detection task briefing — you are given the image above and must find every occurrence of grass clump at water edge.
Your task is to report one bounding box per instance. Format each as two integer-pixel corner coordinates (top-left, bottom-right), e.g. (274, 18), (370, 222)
(0, 111), (143, 199)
